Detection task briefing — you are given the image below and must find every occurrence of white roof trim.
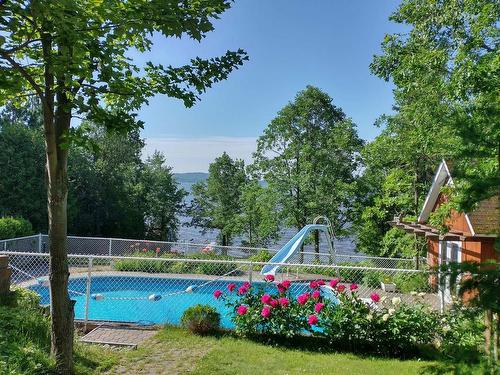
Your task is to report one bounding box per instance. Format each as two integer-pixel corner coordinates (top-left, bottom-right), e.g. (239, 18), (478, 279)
(418, 160), (475, 235)
(418, 161), (448, 223)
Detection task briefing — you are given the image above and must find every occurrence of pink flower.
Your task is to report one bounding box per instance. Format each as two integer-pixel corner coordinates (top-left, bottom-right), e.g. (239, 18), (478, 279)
(237, 305), (248, 315)
(337, 284), (346, 293)
(213, 290), (223, 299)
(350, 283), (358, 291)
(261, 293), (272, 305)
(269, 299), (278, 308)
(316, 279), (326, 286)
(314, 302), (325, 313)
(238, 286), (248, 295)
(261, 306), (271, 318)
(329, 278), (339, 288)
(370, 293), (380, 302)
(308, 314), (319, 326)
(155, 247), (161, 254)
(242, 281), (251, 288)
(264, 274), (275, 282)
(277, 283), (286, 293)
(227, 283), (236, 292)
(297, 293), (309, 305)
(312, 290), (321, 299)
(309, 280), (318, 289)
(282, 280), (291, 289)
(278, 297), (289, 307)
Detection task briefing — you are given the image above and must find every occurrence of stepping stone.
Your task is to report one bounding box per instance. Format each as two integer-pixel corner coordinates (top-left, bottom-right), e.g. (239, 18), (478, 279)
(80, 326), (156, 348)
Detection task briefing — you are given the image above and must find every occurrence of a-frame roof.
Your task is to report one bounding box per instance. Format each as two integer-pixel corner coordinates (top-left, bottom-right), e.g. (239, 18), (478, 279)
(418, 160), (499, 236)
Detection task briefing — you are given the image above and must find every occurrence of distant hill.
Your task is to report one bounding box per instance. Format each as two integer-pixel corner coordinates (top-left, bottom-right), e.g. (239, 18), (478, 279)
(173, 172), (208, 184)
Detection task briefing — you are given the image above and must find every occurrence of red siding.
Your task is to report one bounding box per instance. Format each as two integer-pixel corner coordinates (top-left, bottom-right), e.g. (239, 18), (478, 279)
(461, 240), (482, 263)
(427, 239), (439, 290)
(433, 193), (473, 235)
(480, 238), (499, 262)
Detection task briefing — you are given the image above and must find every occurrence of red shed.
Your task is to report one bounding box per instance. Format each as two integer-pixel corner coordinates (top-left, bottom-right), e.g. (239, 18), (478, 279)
(391, 160), (499, 302)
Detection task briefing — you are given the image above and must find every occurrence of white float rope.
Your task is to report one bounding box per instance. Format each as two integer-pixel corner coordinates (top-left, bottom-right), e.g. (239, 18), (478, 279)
(91, 293), (161, 301)
(92, 265), (245, 302)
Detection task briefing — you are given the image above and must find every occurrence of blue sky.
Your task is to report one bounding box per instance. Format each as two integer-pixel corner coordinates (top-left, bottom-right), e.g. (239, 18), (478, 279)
(137, 0), (405, 172)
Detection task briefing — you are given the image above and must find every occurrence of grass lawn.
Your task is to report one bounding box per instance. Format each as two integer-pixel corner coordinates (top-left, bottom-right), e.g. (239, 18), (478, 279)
(99, 327), (438, 375)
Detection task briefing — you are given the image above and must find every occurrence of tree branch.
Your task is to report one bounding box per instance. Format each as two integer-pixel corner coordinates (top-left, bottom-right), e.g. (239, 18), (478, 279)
(0, 50), (44, 100)
(1, 38), (41, 54)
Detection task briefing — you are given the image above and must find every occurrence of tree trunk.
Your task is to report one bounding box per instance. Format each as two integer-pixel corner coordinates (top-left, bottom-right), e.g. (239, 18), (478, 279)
(485, 309), (492, 360)
(221, 233), (228, 255)
(314, 230), (320, 263)
(43, 68), (74, 372)
(48, 175), (74, 374)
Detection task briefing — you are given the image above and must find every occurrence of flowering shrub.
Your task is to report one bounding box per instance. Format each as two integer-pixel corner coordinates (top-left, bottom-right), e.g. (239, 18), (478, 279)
(437, 303), (484, 361)
(219, 278), (321, 338)
(213, 276), (464, 357)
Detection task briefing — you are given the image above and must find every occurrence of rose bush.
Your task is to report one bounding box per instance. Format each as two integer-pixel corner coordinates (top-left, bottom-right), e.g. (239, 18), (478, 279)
(213, 277), (477, 359)
(218, 277), (326, 338)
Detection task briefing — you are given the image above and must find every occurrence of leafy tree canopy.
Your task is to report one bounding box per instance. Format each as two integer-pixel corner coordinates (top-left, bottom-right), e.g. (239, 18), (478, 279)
(252, 86), (363, 240)
(370, 0), (499, 212)
(189, 152), (247, 246)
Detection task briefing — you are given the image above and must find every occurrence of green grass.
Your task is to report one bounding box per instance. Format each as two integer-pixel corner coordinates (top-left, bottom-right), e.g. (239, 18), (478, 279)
(101, 327), (439, 375)
(0, 293), (485, 375)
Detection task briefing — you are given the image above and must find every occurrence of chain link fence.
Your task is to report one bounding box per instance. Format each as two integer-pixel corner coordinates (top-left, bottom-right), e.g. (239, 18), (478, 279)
(2, 250), (440, 327)
(0, 234), (424, 269)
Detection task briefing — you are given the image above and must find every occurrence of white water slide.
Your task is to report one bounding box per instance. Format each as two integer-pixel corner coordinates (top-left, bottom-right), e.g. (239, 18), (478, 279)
(261, 217), (334, 276)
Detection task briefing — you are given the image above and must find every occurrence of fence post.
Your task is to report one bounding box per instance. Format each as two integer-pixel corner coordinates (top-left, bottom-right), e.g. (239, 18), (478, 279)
(84, 257), (93, 330)
(38, 233), (42, 253)
(248, 261), (253, 283)
(108, 239), (112, 256)
(3, 240), (6, 252)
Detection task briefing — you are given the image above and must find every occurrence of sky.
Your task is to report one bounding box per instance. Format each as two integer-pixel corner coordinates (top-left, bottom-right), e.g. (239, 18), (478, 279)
(137, 0), (405, 172)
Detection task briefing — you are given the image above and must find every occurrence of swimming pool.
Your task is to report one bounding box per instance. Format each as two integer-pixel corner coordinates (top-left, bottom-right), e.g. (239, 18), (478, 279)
(29, 276), (313, 328)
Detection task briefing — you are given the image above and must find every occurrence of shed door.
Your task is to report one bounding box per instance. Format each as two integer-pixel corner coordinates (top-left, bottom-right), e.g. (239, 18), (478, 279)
(439, 240), (461, 305)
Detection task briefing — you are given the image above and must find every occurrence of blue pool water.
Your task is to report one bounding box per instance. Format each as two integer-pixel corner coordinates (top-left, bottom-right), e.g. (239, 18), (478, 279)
(29, 276), (314, 328)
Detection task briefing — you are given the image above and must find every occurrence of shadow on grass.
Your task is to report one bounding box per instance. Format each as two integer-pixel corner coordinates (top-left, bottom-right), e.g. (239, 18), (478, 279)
(419, 360), (496, 375)
(207, 328), (441, 361)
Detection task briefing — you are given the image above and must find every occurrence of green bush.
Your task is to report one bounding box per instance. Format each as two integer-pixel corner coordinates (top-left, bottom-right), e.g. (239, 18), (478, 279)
(337, 260), (375, 283)
(439, 304), (484, 362)
(368, 303), (439, 356)
(362, 270), (387, 288)
(196, 256), (235, 275)
(393, 272), (429, 293)
(0, 217), (33, 240)
(113, 251), (174, 273)
(181, 304), (221, 335)
(221, 277), (445, 356)
(248, 250), (272, 270)
(0, 289), (53, 374)
(114, 251), (239, 276)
